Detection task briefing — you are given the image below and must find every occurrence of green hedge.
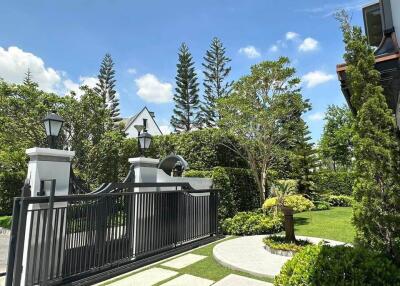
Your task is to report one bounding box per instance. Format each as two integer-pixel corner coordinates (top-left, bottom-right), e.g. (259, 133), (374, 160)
(222, 211), (282, 235)
(275, 244), (400, 285)
(185, 167), (259, 220)
(149, 129), (246, 170)
(315, 170), (354, 196)
(328, 195), (353, 207)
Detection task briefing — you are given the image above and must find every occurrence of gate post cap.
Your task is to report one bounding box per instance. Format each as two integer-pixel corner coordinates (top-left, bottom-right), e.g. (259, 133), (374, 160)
(26, 147), (75, 160)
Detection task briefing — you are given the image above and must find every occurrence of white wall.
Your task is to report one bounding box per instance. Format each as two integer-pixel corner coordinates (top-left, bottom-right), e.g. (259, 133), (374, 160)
(391, 0), (400, 46)
(126, 108), (163, 138)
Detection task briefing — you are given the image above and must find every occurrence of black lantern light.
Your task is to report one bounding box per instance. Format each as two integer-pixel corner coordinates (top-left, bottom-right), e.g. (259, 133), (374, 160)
(42, 112), (64, 149)
(138, 131), (152, 156)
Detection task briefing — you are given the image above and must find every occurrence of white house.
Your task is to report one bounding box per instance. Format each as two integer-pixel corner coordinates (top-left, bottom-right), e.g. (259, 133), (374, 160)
(124, 107), (163, 138)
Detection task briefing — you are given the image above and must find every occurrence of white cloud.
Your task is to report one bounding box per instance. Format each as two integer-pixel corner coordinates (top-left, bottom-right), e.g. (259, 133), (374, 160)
(286, 32), (300, 41)
(127, 68), (137, 74)
(63, 76), (98, 97)
(308, 112), (325, 121)
(159, 125), (172, 135)
(135, 73), (173, 103)
(269, 45), (279, 52)
(0, 46), (62, 92)
(298, 37), (319, 52)
(238, 46), (261, 59)
(302, 71), (335, 88)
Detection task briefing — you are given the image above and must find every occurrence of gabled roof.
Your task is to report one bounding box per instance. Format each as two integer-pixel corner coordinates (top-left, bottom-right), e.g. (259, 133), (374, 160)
(123, 106), (163, 135)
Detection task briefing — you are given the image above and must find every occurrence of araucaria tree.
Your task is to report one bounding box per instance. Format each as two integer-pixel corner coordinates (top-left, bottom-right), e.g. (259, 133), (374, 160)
(171, 43), (201, 132)
(218, 57), (310, 204)
(201, 37), (232, 127)
(94, 53), (121, 125)
(337, 11), (400, 264)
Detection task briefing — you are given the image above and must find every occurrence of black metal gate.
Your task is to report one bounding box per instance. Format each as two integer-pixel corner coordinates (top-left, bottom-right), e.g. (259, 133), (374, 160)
(5, 182), (219, 285)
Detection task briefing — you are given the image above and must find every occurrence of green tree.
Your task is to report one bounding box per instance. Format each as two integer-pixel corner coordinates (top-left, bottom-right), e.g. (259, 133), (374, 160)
(217, 57), (310, 203)
(291, 122), (317, 198)
(201, 37), (232, 127)
(94, 53), (121, 125)
(171, 43), (201, 132)
(337, 11), (400, 264)
(319, 105), (354, 170)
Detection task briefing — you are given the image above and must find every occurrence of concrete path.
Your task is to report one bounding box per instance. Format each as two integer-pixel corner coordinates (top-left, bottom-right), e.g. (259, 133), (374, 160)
(213, 235), (347, 278)
(160, 274), (214, 286)
(105, 268), (178, 286)
(213, 274), (272, 286)
(0, 232), (10, 274)
(161, 254), (207, 269)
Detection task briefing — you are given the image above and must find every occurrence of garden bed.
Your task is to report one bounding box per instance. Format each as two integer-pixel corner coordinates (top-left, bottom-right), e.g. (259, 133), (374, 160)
(263, 236), (311, 257)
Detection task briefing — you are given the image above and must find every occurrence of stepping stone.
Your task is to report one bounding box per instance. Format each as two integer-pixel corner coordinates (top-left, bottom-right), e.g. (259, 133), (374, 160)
(213, 274), (273, 286)
(161, 253), (207, 269)
(160, 274), (214, 286)
(106, 267), (178, 286)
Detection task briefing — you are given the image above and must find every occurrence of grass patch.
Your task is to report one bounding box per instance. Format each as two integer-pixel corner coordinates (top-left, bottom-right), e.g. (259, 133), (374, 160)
(294, 207), (355, 243)
(0, 216), (12, 229)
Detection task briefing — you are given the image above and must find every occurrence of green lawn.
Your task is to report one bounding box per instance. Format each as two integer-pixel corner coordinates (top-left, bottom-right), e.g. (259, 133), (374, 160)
(294, 207), (355, 243)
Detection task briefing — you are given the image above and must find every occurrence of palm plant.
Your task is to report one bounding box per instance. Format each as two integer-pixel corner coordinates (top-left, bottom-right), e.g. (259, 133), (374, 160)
(270, 180), (296, 241)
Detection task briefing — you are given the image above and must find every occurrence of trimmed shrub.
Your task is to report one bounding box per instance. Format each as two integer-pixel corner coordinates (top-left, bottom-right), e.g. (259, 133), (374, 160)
(263, 195), (314, 213)
(274, 244), (400, 286)
(312, 201), (330, 211)
(314, 170), (354, 195)
(263, 236), (311, 253)
(328, 195), (353, 207)
(222, 212), (282, 235)
(0, 216), (12, 229)
(185, 167), (259, 221)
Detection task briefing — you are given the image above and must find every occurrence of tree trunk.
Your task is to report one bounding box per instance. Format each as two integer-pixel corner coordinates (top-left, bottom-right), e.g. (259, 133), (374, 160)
(282, 206), (296, 242)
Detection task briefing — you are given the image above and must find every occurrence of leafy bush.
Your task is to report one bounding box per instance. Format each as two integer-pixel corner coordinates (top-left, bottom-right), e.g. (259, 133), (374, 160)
(263, 236), (311, 253)
(314, 170), (354, 195)
(328, 195), (353, 207)
(274, 244), (400, 286)
(263, 195), (314, 213)
(312, 201), (330, 211)
(0, 216), (12, 229)
(185, 167), (260, 221)
(222, 212), (282, 235)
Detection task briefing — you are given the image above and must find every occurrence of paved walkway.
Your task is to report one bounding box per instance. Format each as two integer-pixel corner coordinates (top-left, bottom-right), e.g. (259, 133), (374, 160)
(0, 231), (10, 274)
(213, 235), (347, 278)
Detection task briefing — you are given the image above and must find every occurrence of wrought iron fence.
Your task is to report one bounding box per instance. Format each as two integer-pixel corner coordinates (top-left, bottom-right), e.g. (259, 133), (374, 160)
(6, 182), (218, 286)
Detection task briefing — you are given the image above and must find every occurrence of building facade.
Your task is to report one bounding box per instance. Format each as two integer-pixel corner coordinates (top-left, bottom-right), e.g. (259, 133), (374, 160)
(124, 107), (163, 138)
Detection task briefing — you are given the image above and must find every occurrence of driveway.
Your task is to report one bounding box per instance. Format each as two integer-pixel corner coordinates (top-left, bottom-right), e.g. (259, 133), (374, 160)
(0, 231), (10, 274)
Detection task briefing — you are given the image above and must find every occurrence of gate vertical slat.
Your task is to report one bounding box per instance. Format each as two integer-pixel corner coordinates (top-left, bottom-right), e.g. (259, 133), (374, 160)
(5, 198), (21, 286)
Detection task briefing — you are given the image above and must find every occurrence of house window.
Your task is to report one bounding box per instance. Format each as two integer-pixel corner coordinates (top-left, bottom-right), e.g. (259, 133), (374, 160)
(143, 118), (148, 130)
(363, 3), (383, 47)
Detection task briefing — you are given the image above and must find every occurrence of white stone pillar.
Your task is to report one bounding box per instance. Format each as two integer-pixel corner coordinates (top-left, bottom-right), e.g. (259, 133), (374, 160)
(128, 157), (159, 191)
(21, 147), (75, 285)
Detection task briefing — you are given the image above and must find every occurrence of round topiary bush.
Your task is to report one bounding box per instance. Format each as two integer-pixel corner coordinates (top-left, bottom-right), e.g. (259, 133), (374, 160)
(274, 244), (400, 286)
(263, 195), (314, 213)
(221, 211), (283, 235)
(312, 201), (330, 211)
(328, 195), (353, 207)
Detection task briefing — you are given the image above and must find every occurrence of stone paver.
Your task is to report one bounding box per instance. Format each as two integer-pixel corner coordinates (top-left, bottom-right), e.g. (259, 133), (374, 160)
(213, 235), (347, 278)
(213, 274), (272, 286)
(161, 253), (207, 269)
(105, 267), (178, 286)
(0, 233), (10, 274)
(160, 274), (214, 286)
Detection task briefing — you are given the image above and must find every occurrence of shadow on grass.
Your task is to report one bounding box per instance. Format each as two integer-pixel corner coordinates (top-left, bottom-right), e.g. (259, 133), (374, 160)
(294, 217), (309, 226)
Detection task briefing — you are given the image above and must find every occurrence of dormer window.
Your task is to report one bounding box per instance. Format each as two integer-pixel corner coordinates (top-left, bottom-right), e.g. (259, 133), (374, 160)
(363, 3), (383, 47)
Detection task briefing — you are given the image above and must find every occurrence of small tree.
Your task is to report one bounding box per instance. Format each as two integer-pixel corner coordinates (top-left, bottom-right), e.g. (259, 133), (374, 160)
(217, 57), (310, 204)
(201, 37), (232, 127)
(270, 181), (296, 241)
(171, 43), (201, 132)
(337, 11), (400, 264)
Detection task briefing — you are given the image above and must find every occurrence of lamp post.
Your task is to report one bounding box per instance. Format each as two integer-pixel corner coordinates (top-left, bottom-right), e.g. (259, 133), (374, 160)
(138, 130), (152, 157)
(134, 124), (144, 154)
(42, 112), (64, 149)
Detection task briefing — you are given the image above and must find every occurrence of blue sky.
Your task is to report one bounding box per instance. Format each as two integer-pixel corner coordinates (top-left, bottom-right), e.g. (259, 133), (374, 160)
(0, 0), (372, 142)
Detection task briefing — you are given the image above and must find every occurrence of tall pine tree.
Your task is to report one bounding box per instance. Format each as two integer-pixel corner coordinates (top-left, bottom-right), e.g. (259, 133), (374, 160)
(337, 11), (400, 264)
(171, 43), (201, 132)
(201, 37), (232, 127)
(94, 54), (121, 125)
